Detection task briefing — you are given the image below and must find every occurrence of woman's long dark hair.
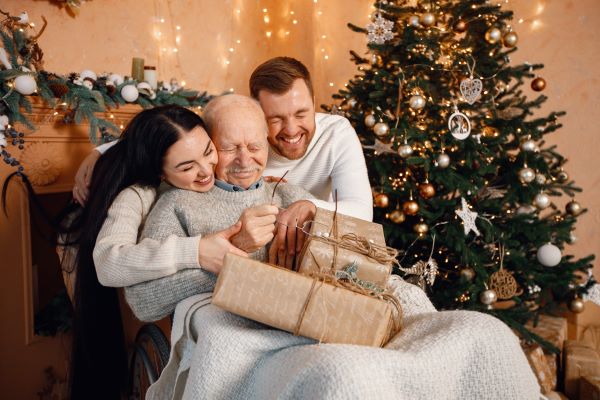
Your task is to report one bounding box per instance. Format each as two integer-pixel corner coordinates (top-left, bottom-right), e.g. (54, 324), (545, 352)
(66, 105), (206, 399)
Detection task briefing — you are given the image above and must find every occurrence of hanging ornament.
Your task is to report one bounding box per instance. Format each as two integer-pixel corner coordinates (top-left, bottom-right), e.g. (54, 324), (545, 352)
(398, 258), (438, 289)
(120, 84), (139, 102)
(420, 13), (436, 27)
(364, 114), (376, 128)
(373, 122), (390, 137)
(503, 31), (519, 47)
(409, 94), (426, 110)
(419, 182), (436, 199)
(408, 15), (420, 27)
(362, 139), (396, 155)
(568, 232), (578, 244)
(455, 197), (480, 236)
(459, 58), (483, 105)
(566, 200), (582, 216)
(537, 243), (562, 267)
(569, 298), (585, 313)
(534, 192), (551, 209)
(448, 105), (471, 140)
(480, 289), (498, 305)
(516, 204), (537, 215)
(531, 77), (546, 91)
(518, 166), (536, 184)
(436, 153), (450, 168)
(520, 139), (537, 152)
(413, 221), (429, 235)
(398, 143), (413, 158)
(366, 13), (395, 45)
(402, 199), (419, 216)
(557, 170), (569, 183)
(370, 54), (383, 66)
(374, 193), (390, 208)
(14, 74), (37, 95)
(460, 267), (475, 281)
(488, 245), (519, 300)
(485, 27), (502, 44)
(453, 20), (467, 33)
(388, 209), (405, 224)
(535, 174), (547, 185)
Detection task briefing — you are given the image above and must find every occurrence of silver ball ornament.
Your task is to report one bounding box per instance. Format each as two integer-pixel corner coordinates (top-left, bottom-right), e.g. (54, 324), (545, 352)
(535, 174), (547, 185)
(503, 31), (519, 47)
(14, 74), (37, 95)
(373, 122), (390, 137)
(409, 94), (426, 110)
(537, 243), (562, 267)
(485, 27), (502, 44)
(420, 13), (436, 27)
(534, 193), (550, 209)
(557, 171), (569, 183)
(480, 289), (498, 305)
(408, 15), (420, 27)
(364, 114), (376, 128)
(566, 200), (582, 216)
(520, 140), (537, 152)
(436, 153), (450, 168)
(519, 167), (536, 184)
(398, 144), (413, 158)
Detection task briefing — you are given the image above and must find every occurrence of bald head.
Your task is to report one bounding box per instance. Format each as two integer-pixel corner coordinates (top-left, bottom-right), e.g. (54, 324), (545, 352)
(202, 94), (269, 189)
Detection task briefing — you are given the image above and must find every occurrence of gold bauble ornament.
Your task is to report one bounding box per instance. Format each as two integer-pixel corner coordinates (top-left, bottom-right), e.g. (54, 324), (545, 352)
(503, 31), (518, 47)
(364, 114), (376, 128)
(531, 77), (546, 91)
(420, 12), (436, 27)
(557, 170), (569, 183)
(566, 200), (582, 216)
(414, 221), (429, 235)
(480, 289), (498, 305)
(460, 267), (475, 281)
(374, 193), (390, 208)
(402, 200), (420, 216)
(485, 27), (502, 44)
(418, 183), (436, 199)
(370, 54), (383, 66)
(453, 20), (467, 33)
(569, 298), (585, 313)
(389, 209), (406, 224)
(373, 122), (390, 137)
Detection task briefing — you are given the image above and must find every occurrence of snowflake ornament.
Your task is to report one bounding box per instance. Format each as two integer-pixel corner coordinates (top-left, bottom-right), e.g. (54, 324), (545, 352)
(367, 14), (395, 45)
(583, 283), (600, 307)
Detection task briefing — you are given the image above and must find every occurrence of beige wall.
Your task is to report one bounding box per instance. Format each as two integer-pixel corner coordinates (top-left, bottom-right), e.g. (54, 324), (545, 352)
(1, 0), (599, 397)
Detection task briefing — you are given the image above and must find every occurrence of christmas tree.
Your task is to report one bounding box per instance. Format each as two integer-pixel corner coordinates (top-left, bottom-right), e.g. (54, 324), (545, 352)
(330, 0), (596, 344)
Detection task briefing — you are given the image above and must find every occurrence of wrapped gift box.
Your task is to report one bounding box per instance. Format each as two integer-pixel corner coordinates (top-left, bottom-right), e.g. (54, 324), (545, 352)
(212, 253), (400, 347)
(523, 344), (554, 394)
(297, 208), (392, 289)
(525, 314), (567, 390)
(564, 340), (600, 399)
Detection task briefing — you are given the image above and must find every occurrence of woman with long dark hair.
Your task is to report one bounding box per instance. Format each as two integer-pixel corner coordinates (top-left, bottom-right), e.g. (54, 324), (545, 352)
(67, 105), (248, 399)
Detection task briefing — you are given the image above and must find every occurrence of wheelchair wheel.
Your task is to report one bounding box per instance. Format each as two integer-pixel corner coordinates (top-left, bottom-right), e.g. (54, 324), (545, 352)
(128, 323), (171, 400)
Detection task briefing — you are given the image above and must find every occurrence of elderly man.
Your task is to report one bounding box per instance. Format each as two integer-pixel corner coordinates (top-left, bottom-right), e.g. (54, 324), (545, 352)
(124, 94), (314, 321)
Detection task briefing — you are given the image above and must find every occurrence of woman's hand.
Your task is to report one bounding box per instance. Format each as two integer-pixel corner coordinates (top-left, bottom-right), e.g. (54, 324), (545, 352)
(231, 204), (279, 253)
(198, 222), (249, 274)
(73, 150), (101, 205)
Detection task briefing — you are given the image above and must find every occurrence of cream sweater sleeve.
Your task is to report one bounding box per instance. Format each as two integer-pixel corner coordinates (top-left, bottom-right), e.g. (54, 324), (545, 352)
(93, 185), (201, 287)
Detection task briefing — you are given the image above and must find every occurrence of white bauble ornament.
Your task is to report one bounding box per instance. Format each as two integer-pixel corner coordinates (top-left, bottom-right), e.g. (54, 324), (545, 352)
(519, 167), (536, 184)
(398, 144), (413, 158)
(537, 243), (562, 267)
(421, 13), (436, 27)
(408, 15), (420, 27)
(409, 94), (426, 110)
(436, 153), (450, 168)
(14, 74), (37, 95)
(373, 122), (390, 137)
(109, 73), (124, 86)
(80, 69), (97, 81)
(120, 84), (139, 102)
(521, 140), (537, 152)
(480, 289), (498, 305)
(364, 114), (376, 128)
(18, 12), (29, 24)
(534, 193), (550, 209)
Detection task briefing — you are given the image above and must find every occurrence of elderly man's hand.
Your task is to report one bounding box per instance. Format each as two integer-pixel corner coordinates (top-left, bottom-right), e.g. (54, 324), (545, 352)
(268, 200), (316, 269)
(73, 150), (100, 205)
(231, 204), (279, 253)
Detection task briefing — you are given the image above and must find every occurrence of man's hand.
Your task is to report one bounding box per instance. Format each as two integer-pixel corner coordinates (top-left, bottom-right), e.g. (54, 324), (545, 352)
(231, 204), (279, 253)
(73, 150), (100, 205)
(198, 221), (249, 274)
(268, 200), (316, 269)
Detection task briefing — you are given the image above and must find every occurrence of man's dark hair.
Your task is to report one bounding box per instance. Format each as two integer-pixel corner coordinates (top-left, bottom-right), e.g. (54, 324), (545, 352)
(249, 56), (313, 99)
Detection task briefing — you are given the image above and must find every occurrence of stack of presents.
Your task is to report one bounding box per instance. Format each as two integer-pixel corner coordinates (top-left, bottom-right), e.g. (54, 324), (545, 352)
(212, 207), (600, 398)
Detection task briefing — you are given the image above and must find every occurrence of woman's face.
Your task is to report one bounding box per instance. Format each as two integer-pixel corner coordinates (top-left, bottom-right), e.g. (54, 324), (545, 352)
(162, 126), (218, 192)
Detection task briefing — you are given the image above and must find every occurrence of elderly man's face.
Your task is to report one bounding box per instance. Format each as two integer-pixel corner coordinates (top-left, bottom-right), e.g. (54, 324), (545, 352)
(212, 106), (269, 189)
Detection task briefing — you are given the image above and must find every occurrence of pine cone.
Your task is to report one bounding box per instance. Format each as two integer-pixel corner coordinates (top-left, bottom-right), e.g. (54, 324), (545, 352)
(49, 83), (69, 98)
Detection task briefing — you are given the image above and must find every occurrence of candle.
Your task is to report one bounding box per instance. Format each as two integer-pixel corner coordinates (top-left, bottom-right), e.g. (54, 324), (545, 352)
(144, 66), (157, 90)
(131, 57), (145, 81)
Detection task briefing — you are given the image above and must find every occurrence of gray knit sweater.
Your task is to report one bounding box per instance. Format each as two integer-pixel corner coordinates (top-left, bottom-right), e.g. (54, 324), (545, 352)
(124, 182), (313, 321)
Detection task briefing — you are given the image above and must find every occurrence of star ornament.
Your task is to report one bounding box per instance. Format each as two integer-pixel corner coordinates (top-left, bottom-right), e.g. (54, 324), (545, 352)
(362, 139), (396, 155)
(455, 197), (480, 236)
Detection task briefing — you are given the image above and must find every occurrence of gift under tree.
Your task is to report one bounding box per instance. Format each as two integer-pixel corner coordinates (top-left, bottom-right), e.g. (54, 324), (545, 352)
(328, 0), (597, 344)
